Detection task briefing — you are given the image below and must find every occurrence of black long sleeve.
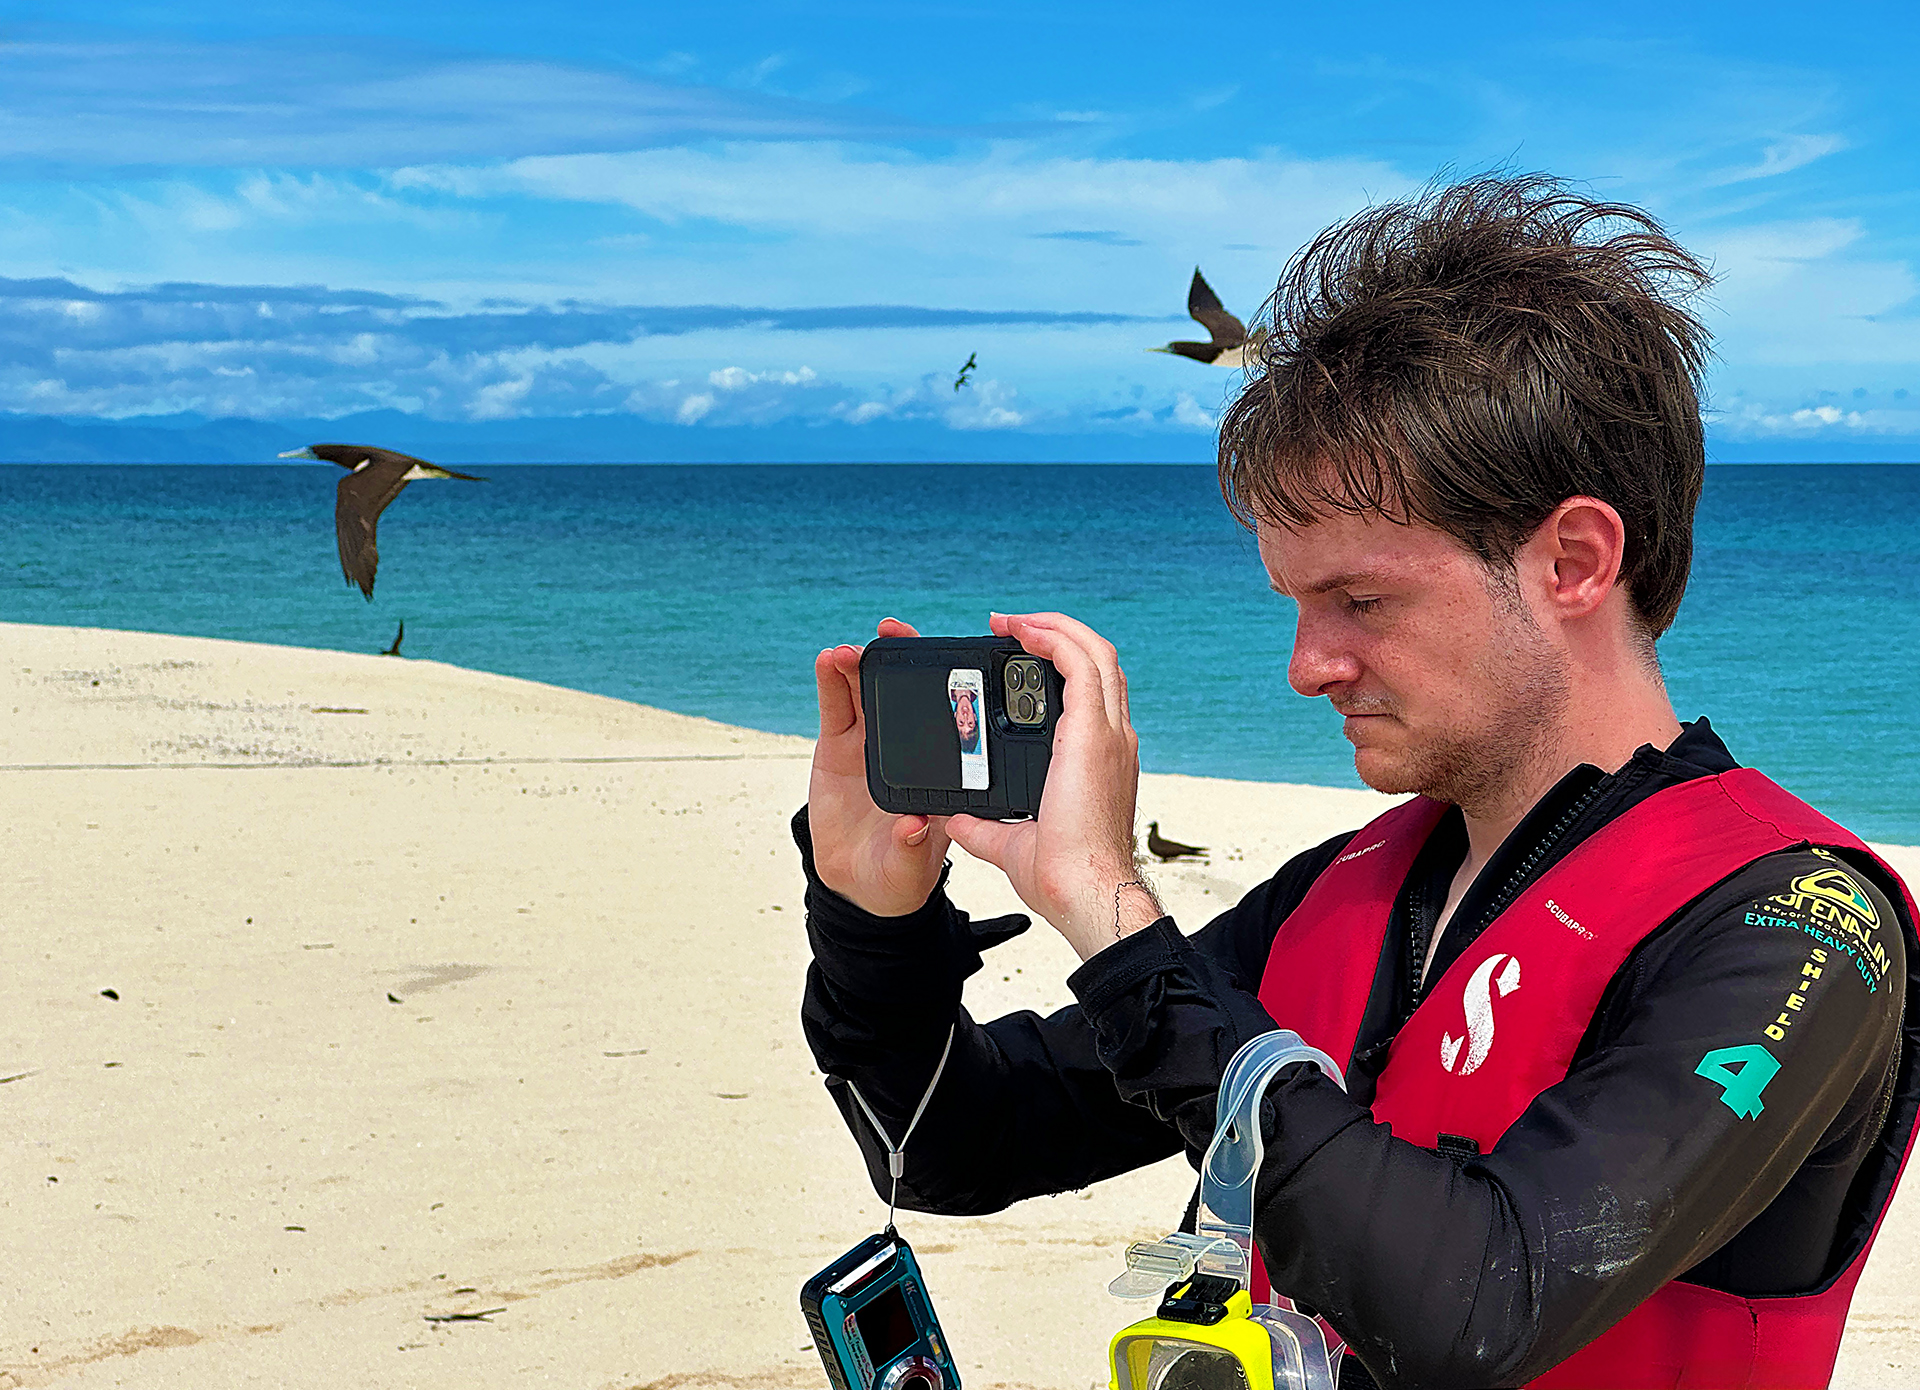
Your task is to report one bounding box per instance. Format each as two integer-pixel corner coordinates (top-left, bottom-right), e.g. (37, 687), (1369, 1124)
(797, 806), (1198, 1209)
(796, 726), (1908, 1390)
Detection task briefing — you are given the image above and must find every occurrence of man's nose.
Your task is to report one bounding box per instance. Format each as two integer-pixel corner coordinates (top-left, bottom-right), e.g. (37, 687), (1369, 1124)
(1289, 612), (1361, 697)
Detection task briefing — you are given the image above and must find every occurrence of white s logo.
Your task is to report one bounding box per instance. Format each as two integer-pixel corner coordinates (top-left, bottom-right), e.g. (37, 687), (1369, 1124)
(1439, 953), (1522, 1076)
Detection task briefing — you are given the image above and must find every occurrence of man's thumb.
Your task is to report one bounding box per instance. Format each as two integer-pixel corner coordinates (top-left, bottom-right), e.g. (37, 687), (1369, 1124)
(944, 813), (1015, 868)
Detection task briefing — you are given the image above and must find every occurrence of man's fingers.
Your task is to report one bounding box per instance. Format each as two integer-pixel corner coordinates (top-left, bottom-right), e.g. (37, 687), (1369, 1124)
(816, 648), (858, 738)
(877, 616), (922, 638)
(1007, 612), (1129, 725)
(944, 814), (1021, 870)
(828, 645), (866, 731)
(993, 613), (1122, 728)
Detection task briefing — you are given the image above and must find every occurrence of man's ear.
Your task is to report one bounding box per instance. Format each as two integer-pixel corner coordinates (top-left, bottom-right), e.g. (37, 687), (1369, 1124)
(1532, 496), (1627, 619)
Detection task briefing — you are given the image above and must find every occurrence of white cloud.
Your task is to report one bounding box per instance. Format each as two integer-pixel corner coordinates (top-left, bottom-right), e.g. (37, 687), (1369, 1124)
(1687, 217), (1920, 367)
(1712, 392), (1920, 439)
(1172, 391), (1218, 430)
(1707, 133), (1847, 187)
(390, 142), (1408, 310)
(710, 365), (818, 390)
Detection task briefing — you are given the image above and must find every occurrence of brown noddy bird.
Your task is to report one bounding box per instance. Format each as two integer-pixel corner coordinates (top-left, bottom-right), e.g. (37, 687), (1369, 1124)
(279, 444), (485, 600)
(1150, 268), (1249, 367)
(1146, 820), (1208, 861)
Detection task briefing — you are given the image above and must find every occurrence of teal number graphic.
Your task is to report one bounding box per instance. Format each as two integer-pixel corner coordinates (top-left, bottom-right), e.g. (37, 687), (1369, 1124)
(1695, 1044), (1781, 1120)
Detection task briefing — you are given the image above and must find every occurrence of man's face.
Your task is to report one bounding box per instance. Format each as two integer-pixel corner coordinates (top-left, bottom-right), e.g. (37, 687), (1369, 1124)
(1258, 509), (1571, 810)
(954, 695), (977, 742)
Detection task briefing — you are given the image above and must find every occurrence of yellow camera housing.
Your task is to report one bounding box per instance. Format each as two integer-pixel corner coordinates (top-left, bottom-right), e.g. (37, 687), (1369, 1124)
(1109, 1285), (1272, 1390)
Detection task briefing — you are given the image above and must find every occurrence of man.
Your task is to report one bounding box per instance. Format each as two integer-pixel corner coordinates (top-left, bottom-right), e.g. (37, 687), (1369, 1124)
(796, 176), (1919, 1388)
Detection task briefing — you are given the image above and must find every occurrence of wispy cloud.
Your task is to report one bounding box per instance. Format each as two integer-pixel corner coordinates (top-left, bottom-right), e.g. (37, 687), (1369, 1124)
(0, 273), (1156, 357)
(1032, 230), (1145, 247)
(1706, 133), (1847, 187)
(392, 143), (1406, 302)
(0, 37), (967, 171)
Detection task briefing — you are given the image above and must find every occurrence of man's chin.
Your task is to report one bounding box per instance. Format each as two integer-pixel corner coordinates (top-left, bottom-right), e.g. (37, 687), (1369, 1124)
(1353, 747), (1424, 797)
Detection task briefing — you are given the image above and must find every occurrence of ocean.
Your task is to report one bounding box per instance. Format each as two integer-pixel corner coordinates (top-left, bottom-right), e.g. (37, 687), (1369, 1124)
(2, 463), (1916, 843)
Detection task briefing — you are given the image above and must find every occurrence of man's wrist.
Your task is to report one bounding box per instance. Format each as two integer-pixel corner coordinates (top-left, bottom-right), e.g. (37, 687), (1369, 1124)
(1060, 870), (1164, 961)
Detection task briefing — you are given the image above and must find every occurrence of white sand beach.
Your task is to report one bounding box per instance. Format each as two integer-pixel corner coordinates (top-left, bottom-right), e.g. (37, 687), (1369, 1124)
(3, 621), (1916, 1390)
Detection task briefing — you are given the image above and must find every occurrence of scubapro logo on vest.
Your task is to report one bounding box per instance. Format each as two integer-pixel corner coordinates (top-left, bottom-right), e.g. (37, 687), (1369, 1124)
(1440, 952), (1522, 1076)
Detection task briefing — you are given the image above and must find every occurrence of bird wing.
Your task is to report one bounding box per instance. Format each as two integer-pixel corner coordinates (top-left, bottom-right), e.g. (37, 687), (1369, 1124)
(1187, 269), (1247, 348)
(335, 466), (413, 599)
(1157, 341), (1220, 364)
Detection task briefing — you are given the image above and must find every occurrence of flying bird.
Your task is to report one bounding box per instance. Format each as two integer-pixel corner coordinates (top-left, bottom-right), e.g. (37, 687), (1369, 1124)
(279, 444), (485, 600)
(1146, 821), (1208, 862)
(1151, 269), (1249, 367)
(380, 621), (404, 657)
(953, 352), (978, 391)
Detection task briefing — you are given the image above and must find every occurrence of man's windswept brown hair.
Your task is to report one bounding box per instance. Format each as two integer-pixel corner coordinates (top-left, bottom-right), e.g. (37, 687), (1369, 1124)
(1218, 173), (1712, 637)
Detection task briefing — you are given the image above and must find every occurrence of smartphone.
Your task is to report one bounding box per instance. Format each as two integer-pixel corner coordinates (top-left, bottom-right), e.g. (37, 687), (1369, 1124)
(860, 636), (1061, 821)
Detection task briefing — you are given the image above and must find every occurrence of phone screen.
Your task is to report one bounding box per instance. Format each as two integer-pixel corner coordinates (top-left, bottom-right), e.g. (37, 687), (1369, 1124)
(873, 665), (986, 791)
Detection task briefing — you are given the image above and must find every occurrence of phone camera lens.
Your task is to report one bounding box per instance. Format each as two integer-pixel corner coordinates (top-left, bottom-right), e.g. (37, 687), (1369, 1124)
(1014, 692), (1038, 722)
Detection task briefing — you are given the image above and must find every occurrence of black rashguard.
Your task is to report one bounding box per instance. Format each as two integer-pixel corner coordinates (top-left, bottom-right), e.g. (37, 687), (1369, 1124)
(797, 721), (1907, 1390)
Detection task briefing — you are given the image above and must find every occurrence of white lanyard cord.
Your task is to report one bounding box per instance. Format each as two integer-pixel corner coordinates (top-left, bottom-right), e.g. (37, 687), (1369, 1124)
(845, 1022), (957, 1234)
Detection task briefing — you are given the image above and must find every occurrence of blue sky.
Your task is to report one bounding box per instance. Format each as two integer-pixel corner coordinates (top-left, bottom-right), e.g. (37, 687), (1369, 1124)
(3, 1), (1918, 459)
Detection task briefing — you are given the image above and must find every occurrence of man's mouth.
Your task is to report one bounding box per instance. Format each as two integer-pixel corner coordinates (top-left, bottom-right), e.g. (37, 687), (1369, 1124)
(1331, 698), (1395, 719)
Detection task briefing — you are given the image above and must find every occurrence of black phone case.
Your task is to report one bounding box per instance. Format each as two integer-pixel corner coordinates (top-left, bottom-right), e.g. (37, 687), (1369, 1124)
(860, 636), (1060, 820)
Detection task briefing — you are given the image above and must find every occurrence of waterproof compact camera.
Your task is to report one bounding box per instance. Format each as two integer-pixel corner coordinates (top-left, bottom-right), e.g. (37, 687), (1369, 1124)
(802, 1231), (960, 1390)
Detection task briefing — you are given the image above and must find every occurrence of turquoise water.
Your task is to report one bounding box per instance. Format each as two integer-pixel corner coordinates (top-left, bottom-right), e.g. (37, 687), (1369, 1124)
(2, 463), (1916, 842)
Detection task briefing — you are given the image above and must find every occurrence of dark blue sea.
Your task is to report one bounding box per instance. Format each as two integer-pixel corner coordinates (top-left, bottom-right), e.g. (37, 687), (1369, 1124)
(3, 463), (1916, 843)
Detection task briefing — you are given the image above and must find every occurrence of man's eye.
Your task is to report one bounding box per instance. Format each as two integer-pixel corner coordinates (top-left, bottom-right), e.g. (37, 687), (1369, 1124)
(1344, 596), (1383, 615)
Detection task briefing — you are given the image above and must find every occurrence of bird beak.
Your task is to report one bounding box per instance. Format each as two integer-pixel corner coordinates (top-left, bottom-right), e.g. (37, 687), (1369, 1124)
(277, 447), (318, 460)
(1147, 346), (1174, 354)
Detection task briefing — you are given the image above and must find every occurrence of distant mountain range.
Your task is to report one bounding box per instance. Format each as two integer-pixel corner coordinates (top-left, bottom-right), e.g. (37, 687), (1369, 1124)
(0, 410), (1219, 464)
(1, 410), (1913, 464)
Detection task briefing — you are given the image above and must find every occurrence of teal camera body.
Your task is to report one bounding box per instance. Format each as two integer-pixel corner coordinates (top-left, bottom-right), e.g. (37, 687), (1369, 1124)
(801, 1232), (959, 1390)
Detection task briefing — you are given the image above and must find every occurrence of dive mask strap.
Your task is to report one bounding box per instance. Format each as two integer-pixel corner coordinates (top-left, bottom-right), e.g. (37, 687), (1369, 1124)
(845, 1022), (957, 1234)
(1194, 1030), (1345, 1289)
(1109, 1029), (1345, 1300)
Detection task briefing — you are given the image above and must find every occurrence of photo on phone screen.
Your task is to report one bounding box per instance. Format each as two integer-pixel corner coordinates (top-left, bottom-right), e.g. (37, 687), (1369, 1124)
(947, 668), (988, 790)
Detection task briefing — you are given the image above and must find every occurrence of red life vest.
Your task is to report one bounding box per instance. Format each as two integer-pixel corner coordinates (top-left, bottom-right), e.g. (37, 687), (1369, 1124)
(1254, 767), (1920, 1390)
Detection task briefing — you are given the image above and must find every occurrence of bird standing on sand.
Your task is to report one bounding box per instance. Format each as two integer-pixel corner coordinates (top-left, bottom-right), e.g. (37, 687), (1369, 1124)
(279, 444), (485, 600)
(380, 621), (404, 657)
(1146, 821), (1208, 861)
(954, 352), (978, 391)
(1151, 268), (1249, 367)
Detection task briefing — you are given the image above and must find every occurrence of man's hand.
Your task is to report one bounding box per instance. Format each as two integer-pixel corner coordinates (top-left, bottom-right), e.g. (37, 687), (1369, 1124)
(944, 612), (1158, 960)
(808, 617), (953, 917)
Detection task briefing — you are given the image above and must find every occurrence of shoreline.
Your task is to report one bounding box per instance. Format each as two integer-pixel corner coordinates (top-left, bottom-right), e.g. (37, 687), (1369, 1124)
(1, 621), (1914, 1389)
(6, 618), (1911, 863)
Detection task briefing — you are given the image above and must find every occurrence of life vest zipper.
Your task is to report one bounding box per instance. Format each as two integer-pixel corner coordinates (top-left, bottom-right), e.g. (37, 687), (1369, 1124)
(1408, 780), (1609, 1011)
